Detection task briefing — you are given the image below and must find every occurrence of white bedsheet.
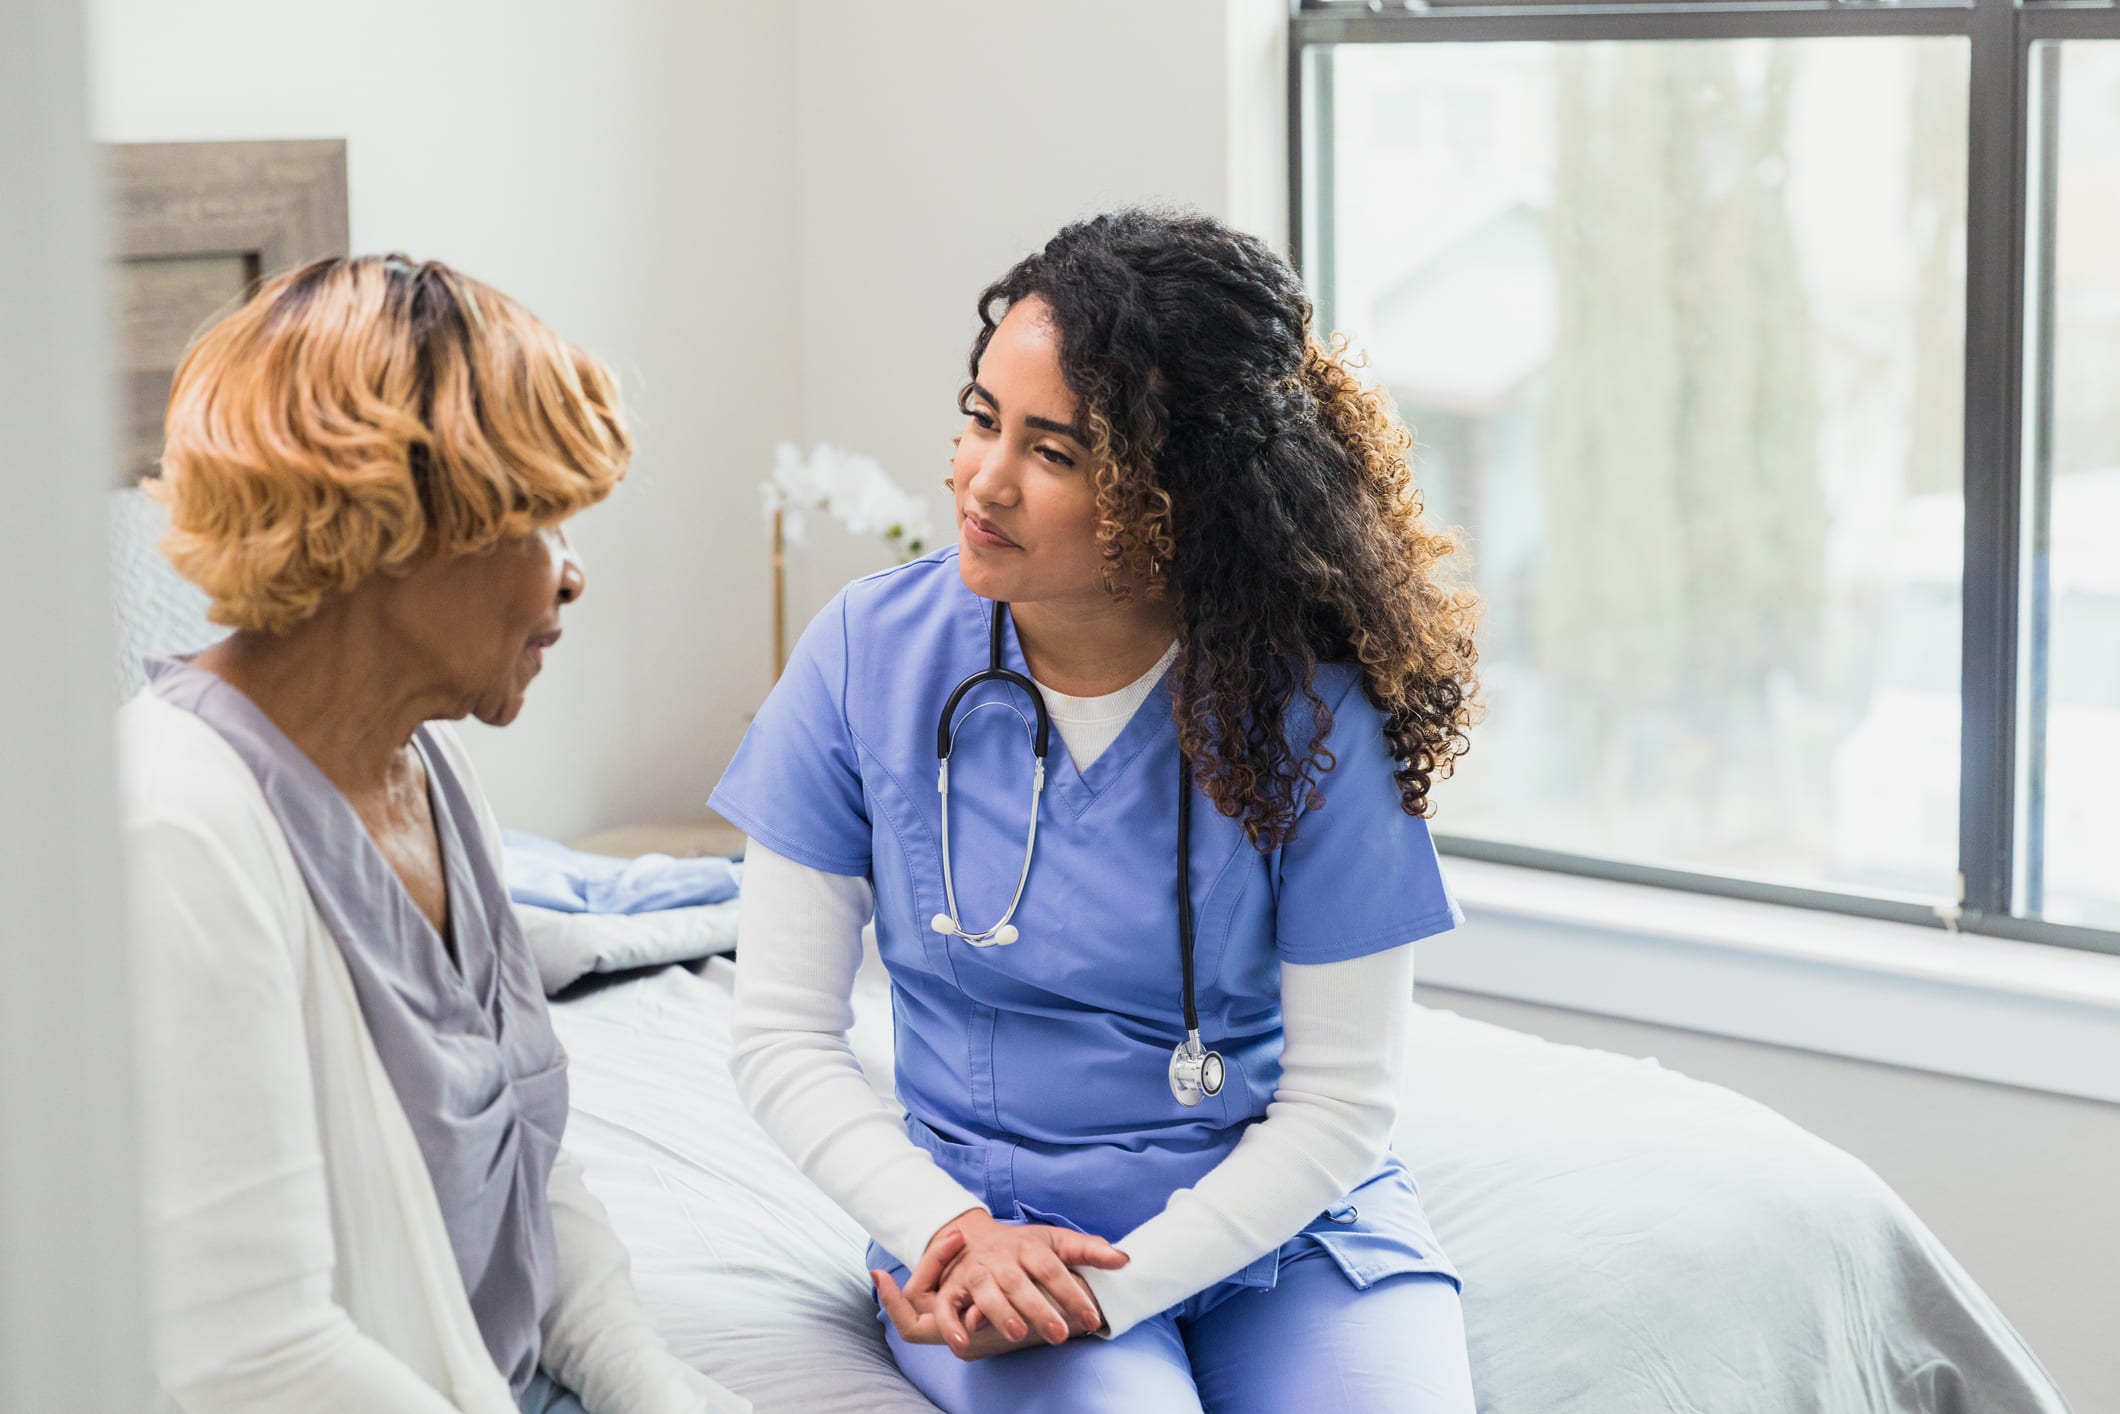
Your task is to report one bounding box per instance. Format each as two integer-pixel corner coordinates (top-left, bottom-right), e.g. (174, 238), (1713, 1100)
(551, 959), (2072, 1413)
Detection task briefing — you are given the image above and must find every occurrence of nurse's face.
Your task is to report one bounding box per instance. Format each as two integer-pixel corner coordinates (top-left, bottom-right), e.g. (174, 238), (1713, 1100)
(951, 297), (1107, 607)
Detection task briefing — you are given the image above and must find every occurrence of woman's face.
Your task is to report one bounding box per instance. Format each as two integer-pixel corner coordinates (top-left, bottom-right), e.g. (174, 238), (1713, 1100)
(951, 296), (1107, 607)
(392, 523), (586, 727)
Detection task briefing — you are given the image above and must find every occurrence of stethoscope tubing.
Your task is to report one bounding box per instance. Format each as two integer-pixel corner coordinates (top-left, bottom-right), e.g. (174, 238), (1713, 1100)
(934, 600), (1223, 1103)
(931, 601), (1050, 948)
(935, 707), (1044, 947)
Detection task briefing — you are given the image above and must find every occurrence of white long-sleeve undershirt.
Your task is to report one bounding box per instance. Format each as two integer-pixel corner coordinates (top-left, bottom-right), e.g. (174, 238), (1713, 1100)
(727, 847), (986, 1272)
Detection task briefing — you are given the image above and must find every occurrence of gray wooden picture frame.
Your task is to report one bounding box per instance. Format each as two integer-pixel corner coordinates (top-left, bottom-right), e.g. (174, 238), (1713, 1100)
(105, 139), (349, 484)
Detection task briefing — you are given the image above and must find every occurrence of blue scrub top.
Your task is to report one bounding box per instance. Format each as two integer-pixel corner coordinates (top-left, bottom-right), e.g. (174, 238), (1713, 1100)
(711, 551), (1461, 1294)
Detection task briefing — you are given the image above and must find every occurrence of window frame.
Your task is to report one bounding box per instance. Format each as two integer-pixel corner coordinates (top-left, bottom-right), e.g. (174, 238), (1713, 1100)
(1288, 0), (2120, 957)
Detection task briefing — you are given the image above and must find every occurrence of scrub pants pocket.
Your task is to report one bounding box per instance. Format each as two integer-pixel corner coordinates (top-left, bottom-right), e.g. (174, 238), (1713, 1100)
(1183, 1247), (1477, 1414)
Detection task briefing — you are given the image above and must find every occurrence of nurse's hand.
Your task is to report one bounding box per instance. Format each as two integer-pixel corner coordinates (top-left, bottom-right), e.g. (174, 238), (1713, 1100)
(875, 1265), (1074, 1361)
(876, 1213), (1125, 1359)
(875, 1230), (1041, 1357)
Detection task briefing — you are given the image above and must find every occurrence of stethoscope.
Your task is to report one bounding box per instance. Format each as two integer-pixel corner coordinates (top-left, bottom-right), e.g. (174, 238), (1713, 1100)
(929, 601), (1226, 1107)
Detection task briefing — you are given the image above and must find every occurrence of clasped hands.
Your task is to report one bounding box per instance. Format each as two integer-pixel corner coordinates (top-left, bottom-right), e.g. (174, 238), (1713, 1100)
(872, 1209), (1129, 1362)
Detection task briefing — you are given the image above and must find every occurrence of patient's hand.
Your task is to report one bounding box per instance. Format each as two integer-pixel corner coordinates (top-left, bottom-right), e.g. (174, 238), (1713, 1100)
(873, 1217), (1118, 1361)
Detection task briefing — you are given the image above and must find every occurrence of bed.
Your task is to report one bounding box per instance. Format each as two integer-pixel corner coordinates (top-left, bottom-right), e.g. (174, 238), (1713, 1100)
(102, 495), (2068, 1411)
(549, 950), (2073, 1414)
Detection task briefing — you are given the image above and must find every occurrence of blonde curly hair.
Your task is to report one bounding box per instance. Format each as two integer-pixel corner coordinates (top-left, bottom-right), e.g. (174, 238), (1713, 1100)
(152, 255), (631, 634)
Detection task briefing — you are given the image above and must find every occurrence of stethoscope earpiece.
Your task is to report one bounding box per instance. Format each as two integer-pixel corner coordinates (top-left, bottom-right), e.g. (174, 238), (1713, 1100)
(930, 912), (1020, 948)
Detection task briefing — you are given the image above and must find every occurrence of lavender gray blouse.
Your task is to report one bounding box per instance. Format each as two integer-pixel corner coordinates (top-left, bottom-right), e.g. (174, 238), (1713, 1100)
(147, 656), (566, 1397)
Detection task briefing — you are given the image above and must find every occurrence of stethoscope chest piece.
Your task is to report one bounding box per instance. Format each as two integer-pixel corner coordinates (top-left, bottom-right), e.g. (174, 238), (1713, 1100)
(1168, 1032), (1225, 1107)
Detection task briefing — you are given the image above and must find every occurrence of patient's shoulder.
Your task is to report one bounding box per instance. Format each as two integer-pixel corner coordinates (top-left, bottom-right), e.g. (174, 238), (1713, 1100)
(116, 691), (281, 858)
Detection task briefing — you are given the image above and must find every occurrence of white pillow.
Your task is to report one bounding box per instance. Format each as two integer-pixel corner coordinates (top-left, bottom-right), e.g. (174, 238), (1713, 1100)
(515, 900), (740, 995)
(108, 488), (224, 700)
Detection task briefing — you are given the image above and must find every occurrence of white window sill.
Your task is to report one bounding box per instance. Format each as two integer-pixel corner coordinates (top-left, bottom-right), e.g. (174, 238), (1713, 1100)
(1424, 858), (2120, 1104)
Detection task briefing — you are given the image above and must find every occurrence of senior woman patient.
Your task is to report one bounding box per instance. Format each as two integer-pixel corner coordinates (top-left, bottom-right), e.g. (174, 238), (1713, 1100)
(118, 256), (747, 1414)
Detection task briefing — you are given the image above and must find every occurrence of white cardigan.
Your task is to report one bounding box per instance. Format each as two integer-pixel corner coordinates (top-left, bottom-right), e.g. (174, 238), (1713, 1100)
(119, 692), (748, 1414)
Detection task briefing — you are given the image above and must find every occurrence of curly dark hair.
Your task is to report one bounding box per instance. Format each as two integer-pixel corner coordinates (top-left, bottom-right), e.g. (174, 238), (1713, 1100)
(967, 207), (1482, 848)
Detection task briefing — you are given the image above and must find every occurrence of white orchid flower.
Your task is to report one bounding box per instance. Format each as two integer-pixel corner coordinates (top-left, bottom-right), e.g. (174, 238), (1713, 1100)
(760, 442), (933, 563)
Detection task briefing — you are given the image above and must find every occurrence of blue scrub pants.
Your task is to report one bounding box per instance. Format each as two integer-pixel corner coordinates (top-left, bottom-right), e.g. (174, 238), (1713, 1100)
(518, 1372), (588, 1414)
(884, 1244), (1477, 1414)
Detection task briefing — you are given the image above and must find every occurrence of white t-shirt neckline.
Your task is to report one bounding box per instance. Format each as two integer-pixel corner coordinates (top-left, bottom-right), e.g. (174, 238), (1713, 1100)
(1029, 639), (1180, 773)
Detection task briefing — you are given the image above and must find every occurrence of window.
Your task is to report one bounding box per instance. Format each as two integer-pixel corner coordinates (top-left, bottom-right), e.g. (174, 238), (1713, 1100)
(1293, 0), (2120, 954)
(2022, 41), (2120, 932)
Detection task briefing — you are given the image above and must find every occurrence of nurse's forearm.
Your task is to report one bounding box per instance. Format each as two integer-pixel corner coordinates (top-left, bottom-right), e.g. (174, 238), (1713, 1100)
(1077, 945), (1416, 1338)
(728, 842), (989, 1268)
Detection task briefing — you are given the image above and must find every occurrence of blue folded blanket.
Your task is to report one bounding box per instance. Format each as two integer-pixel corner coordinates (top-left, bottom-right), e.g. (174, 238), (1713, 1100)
(502, 829), (744, 914)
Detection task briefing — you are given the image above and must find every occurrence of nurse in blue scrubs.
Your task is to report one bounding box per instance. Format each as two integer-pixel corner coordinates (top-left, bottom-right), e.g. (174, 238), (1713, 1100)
(713, 208), (1483, 1412)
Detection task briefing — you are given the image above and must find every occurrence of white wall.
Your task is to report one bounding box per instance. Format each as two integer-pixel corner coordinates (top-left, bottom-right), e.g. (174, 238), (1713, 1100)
(778, 0), (1285, 642)
(1423, 987), (2118, 1413)
(2, 0), (149, 1406)
(88, 0), (804, 842)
